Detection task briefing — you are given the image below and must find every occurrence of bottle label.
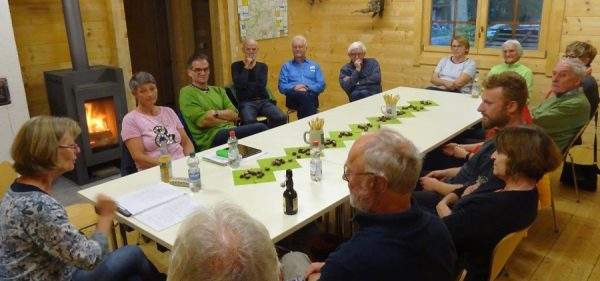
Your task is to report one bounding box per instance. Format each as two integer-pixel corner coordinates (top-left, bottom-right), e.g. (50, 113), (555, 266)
(283, 196), (298, 215)
(189, 170), (200, 181)
(160, 162), (171, 182)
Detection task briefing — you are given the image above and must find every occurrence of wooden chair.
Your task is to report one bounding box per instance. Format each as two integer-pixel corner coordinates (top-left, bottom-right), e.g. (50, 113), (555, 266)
(0, 161), (16, 198)
(488, 228), (529, 281)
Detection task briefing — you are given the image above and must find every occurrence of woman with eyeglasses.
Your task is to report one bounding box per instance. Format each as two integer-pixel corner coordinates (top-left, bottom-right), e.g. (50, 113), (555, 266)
(122, 71), (194, 171)
(0, 116), (165, 281)
(436, 125), (562, 281)
(428, 35), (477, 93)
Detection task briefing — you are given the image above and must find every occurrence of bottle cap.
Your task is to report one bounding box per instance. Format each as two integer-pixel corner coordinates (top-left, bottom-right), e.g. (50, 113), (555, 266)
(229, 130), (235, 137)
(286, 169), (293, 178)
(312, 140), (319, 146)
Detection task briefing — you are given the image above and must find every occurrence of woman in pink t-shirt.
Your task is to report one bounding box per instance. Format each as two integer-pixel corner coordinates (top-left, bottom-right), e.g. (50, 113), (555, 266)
(121, 72), (194, 170)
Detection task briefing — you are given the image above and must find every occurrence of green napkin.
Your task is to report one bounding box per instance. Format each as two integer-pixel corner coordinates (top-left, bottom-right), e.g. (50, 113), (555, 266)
(232, 168), (276, 186)
(257, 156), (302, 172)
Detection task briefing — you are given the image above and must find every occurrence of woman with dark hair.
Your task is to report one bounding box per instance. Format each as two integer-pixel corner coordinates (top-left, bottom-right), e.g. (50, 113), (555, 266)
(0, 116), (165, 281)
(436, 125), (562, 281)
(122, 71), (194, 170)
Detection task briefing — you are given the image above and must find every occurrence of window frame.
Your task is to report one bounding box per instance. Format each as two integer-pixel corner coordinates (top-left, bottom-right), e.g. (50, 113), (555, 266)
(421, 0), (550, 59)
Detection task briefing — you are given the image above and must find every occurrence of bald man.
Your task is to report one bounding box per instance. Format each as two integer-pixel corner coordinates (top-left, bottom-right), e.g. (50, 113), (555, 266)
(231, 38), (286, 128)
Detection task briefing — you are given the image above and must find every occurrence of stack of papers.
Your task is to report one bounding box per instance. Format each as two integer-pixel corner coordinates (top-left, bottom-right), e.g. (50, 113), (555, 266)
(116, 182), (205, 231)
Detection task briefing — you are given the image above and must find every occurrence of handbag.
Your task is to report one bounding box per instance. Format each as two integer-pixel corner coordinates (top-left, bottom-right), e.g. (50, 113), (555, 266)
(560, 112), (599, 191)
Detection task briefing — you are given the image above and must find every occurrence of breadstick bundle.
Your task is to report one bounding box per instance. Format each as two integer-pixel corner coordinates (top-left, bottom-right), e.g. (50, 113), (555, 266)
(308, 117), (325, 131)
(383, 93), (400, 105)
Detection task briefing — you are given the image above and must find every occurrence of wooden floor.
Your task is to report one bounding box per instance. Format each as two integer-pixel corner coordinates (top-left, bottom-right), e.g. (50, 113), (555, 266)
(134, 125), (600, 280)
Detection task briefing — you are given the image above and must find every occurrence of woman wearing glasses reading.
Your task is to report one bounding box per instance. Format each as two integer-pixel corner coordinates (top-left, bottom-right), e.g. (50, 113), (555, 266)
(428, 35), (477, 94)
(436, 126), (561, 281)
(0, 116), (165, 281)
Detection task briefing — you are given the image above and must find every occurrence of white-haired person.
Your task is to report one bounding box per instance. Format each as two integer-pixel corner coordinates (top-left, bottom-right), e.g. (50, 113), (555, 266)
(488, 40), (533, 100)
(339, 41), (382, 102)
(0, 116), (165, 281)
(168, 202), (310, 281)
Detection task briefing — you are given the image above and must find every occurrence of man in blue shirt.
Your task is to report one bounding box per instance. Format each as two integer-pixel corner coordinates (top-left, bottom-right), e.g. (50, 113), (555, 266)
(278, 35), (326, 119)
(339, 41), (382, 102)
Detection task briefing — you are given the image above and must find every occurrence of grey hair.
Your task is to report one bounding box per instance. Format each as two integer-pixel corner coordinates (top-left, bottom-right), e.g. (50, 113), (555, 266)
(502, 39), (523, 57)
(129, 71), (156, 93)
(168, 202), (279, 281)
(347, 41), (367, 54)
(362, 128), (422, 194)
(291, 35), (307, 47)
(559, 58), (587, 82)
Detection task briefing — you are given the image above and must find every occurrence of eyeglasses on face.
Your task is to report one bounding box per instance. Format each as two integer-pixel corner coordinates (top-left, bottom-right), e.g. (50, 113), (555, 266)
(191, 67), (210, 73)
(342, 164), (376, 181)
(58, 143), (80, 150)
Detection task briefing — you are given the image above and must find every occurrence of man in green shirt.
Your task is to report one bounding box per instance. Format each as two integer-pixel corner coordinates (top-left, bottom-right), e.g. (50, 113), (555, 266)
(488, 40), (534, 102)
(179, 54), (267, 151)
(531, 58), (590, 151)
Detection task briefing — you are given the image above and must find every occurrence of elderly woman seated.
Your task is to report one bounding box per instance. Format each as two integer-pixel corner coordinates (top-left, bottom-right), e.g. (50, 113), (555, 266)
(428, 35), (477, 94)
(436, 125), (562, 281)
(0, 116), (165, 281)
(121, 71), (194, 170)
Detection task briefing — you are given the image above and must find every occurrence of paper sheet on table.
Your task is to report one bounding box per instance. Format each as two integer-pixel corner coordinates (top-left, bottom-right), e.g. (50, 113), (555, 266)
(135, 195), (205, 231)
(116, 182), (186, 215)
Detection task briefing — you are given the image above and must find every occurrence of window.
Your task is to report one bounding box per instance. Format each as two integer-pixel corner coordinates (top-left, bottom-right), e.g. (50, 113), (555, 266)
(425, 0), (548, 54)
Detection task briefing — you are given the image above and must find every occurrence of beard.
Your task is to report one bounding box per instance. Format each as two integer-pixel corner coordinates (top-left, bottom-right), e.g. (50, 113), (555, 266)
(349, 181), (374, 212)
(481, 108), (510, 129)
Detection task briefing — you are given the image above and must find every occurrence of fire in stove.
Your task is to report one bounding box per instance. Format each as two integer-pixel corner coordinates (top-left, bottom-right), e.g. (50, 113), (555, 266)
(84, 98), (118, 151)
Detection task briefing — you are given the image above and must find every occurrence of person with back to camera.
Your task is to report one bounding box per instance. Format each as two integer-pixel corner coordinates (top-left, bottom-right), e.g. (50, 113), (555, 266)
(0, 116), (165, 281)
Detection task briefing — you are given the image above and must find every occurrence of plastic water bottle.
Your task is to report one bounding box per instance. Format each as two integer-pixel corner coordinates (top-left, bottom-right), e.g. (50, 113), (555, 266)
(187, 152), (201, 192)
(159, 141), (172, 183)
(227, 130), (241, 168)
(310, 140), (322, 182)
(471, 71), (481, 98)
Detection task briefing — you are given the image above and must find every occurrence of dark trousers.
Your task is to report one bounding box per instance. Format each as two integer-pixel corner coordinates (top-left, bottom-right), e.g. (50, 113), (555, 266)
(348, 89), (376, 102)
(239, 99), (287, 128)
(286, 91), (319, 119)
(210, 123), (268, 148)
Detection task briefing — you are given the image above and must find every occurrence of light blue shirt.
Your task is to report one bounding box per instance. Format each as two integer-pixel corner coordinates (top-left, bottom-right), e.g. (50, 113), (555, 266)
(278, 58), (326, 95)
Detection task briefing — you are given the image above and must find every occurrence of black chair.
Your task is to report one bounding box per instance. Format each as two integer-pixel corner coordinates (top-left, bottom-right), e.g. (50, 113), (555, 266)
(120, 140), (137, 177)
(177, 111), (200, 152)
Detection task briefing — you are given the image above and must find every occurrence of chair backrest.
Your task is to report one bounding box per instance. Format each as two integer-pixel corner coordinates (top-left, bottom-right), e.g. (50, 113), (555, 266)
(224, 83), (240, 109)
(65, 203), (99, 234)
(537, 173), (552, 208)
(0, 161), (17, 198)
(561, 106), (598, 157)
(177, 111), (199, 152)
(120, 140), (138, 177)
(489, 228), (529, 281)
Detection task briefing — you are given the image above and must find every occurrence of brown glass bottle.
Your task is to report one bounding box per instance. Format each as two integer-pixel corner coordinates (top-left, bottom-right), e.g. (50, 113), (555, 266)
(283, 169), (297, 215)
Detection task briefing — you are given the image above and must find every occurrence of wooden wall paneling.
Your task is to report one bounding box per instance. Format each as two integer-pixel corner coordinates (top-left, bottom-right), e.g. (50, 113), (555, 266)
(106, 0), (134, 111)
(166, 0), (195, 107)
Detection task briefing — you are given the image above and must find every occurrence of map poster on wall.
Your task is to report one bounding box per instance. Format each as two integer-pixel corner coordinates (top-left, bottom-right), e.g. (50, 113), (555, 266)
(237, 0), (288, 41)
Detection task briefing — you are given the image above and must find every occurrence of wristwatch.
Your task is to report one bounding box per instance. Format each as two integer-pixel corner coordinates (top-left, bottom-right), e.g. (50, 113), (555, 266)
(213, 110), (219, 118)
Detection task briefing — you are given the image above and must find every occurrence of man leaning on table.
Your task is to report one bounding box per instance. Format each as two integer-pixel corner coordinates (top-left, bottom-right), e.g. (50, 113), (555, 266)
(299, 128), (456, 281)
(278, 35), (326, 119)
(179, 54), (267, 151)
(339, 41), (382, 102)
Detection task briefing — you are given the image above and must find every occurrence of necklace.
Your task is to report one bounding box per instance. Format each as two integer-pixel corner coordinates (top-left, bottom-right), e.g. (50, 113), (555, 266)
(190, 83), (209, 92)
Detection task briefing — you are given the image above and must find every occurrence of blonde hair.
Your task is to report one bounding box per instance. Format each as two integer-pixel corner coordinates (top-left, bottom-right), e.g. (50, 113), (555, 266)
(452, 35), (470, 54)
(11, 116), (81, 177)
(168, 202), (279, 281)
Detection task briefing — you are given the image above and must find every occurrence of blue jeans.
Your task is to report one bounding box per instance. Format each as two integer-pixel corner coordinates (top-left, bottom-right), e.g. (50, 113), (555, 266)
(239, 99), (287, 128)
(285, 91), (319, 119)
(348, 89), (376, 102)
(72, 245), (165, 281)
(210, 123), (268, 147)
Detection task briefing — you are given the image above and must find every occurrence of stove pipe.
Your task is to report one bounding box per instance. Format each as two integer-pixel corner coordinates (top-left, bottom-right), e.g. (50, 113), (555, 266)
(61, 0), (89, 71)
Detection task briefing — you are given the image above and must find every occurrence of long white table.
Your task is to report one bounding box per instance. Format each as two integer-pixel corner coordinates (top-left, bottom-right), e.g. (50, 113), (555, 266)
(79, 87), (482, 249)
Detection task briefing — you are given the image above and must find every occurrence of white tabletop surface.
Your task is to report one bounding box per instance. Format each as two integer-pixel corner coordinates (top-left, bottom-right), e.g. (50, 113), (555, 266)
(79, 87), (482, 249)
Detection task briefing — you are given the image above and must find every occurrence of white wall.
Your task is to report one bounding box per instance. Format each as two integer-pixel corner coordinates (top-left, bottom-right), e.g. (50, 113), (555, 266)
(0, 0), (29, 162)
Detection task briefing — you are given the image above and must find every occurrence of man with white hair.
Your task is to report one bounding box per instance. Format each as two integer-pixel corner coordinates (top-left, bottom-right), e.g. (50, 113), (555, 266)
(302, 128), (456, 281)
(278, 35), (326, 119)
(339, 41), (382, 102)
(531, 58), (591, 150)
(168, 203), (281, 281)
(488, 40), (534, 100)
